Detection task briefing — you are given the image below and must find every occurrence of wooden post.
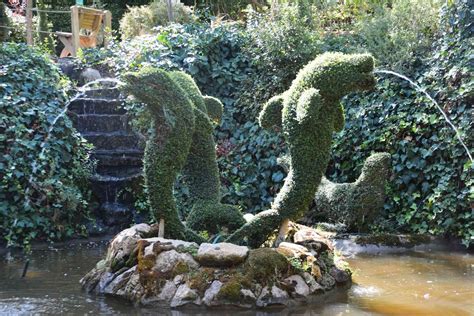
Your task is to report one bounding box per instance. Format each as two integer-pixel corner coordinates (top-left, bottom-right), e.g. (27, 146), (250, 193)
(274, 218), (289, 247)
(25, 0), (33, 45)
(158, 218), (165, 238)
(70, 6), (80, 57)
(167, 0), (174, 22)
(103, 10), (112, 48)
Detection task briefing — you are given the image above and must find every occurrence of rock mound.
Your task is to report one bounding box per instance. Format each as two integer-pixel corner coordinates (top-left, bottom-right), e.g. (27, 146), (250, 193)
(80, 223), (351, 309)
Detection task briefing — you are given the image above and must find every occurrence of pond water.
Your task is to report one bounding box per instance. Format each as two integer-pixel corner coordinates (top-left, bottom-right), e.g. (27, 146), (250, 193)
(0, 239), (472, 315)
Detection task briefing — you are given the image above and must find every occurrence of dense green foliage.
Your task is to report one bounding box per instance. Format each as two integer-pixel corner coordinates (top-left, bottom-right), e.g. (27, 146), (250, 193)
(169, 71), (245, 234)
(308, 152), (391, 231)
(226, 53), (376, 247)
(79, 0), (471, 246)
(0, 43), (92, 248)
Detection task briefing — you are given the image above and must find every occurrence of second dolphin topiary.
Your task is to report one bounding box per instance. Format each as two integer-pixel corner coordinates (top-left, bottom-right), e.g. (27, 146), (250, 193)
(305, 152), (391, 231)
(121, 68), (244, 241)
(226, 52), (376, 247)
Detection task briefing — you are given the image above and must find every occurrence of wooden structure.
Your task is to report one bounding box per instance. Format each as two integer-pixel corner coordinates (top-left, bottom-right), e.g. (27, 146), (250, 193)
(24, 1), (111, 57)
(56, 6), (111, 57)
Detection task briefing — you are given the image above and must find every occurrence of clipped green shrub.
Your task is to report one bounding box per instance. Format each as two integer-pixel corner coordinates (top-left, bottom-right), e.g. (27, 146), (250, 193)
(120, 0), (194, 39)
(121, 67), (244, 240)
(226, 52), (376, 247)
(121, 67), (197, 241)
(168, 71), (245, 235)
(0, 43), (92, 248)
(307, 152), (391, 231)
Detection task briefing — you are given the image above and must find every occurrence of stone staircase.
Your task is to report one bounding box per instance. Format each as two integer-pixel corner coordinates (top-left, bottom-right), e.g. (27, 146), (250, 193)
(68, 86), (145, 233)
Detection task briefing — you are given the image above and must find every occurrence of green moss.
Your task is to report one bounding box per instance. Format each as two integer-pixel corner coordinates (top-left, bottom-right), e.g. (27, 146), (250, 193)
(217, 279), (242, 301)
(311, 152), (391, 231)
(122, 68), (244, 240)
(172, 261), (190, 276)
(110, 257), (125, 273)
(226, 52), (376, 247)
(187, 268), (214, 295)
(187, 201), (245, 235)
(243, 248), (289, 283)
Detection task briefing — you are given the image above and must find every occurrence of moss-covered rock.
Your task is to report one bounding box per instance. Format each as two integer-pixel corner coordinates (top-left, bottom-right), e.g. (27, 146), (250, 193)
(216, 278), (242, 301)
(226, 52), (376, 247)
(244, 248), (290, 284)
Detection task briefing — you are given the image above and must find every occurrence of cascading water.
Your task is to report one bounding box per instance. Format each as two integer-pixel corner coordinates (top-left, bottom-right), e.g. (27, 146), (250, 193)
(374, 69), (473, 163)
(23, 78), (123, 210)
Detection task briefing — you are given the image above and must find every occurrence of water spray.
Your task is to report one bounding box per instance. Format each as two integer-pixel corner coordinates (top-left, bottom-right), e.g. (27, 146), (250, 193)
(374, 70), (473, 163)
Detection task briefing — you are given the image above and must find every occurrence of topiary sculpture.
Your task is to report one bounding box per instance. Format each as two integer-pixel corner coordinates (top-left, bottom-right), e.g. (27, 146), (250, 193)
(226, 52), (376, 247)
(168, 71), (245, 235)
(121, 67), (244, 241)
(305, 152), (391, 231)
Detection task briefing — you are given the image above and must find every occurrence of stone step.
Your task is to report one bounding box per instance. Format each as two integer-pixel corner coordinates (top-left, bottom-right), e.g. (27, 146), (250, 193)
(69, 98), (126, 115)
(92, 148), (143, 163)
(71, 113), (129, 133)
(99, 202), (133, 226)
(90, 173), (142, 204)
(92, 153), (143, 167)
(95, 166), (143, 178)
(83, 87), (121, 99)
(82, 132), (143, 151)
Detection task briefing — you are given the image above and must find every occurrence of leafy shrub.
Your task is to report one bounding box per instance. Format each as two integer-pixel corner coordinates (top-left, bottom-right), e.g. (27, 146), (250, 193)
(119, 0), (194, 39)
(355, 0), (441, 73)
(0, 43), (93, 248)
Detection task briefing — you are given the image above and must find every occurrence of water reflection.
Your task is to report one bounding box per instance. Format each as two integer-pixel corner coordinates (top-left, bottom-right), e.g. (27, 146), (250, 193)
(0, 240), (472, 315)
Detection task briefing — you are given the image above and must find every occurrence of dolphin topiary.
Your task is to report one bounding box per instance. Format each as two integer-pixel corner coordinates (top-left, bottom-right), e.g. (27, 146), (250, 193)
(225, 52), (376, 247)
(305, 152), (391, 231)
(121, 68), (244, 241)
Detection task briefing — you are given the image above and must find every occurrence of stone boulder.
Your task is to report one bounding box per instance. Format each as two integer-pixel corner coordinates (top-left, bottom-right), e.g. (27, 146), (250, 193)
(284, 275), (310, 297)
(153, 250), (199, 274)
(195, 242), (249, 267)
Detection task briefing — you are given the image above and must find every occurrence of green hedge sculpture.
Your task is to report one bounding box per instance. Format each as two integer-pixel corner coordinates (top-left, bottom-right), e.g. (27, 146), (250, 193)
(306, 152), (391, 231)
(121, 67), (244, 241)
(226, 52), (376, 247)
